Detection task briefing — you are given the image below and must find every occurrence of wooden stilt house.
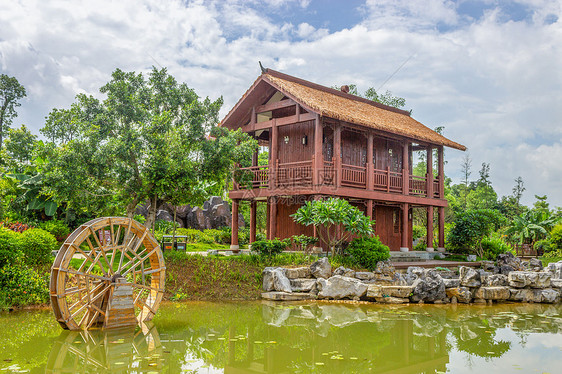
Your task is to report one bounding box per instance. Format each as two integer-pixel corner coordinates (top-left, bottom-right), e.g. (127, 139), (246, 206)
(220, 69), (466, 252)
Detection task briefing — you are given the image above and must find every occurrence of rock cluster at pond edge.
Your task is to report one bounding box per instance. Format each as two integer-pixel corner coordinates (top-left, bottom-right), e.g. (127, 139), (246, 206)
(261, 258), (562, 305)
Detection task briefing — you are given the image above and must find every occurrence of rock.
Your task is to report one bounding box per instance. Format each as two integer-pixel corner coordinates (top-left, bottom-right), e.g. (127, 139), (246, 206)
(134, 202), (150, 218)
(290, 278), (317, 292)
(373, 272), (405, 285)
(175, 204), (192, 219)
(528, 258), (543, 272)
(443, 278), (460, 288)
(508, 271), (552, 288)
(316, 276), (368, 299)
(285, 267), (311, 279)
(261, 292), (315, 301)
(262, 267), (292, 293)
(459, 266), (481, 287)
(546, 261), (562, 279)
(333, 266), (355, 278)
(355, 272), (375, 281)
(499, 265), (515, 275)
(551, 279), (562, 288)
(467, 255), (477, 262)
(508, 288), (533, 302)
(537, 289), (560, 303)
(434, 253), (446, 259)
(404, 267), (425, 285)
(482, 274), (508, 287)
(435, 270), (457, 279)
(366, 285), (414, 299)
(410, 269), (446, 302)
(481, 260), (498, 273)
(374, 260), (395, 276)
(446, 287), (472, 304)
(156, 209), (174, 222)
(451, 296), (457, 304)
(473, 298), (486, 304)
(310, 257), (332, 279)
(497, 253), (523, 272)
(474, 286), (510, 300)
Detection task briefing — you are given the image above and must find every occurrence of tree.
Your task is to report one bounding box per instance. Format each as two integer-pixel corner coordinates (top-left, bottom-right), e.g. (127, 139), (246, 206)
(477, 162), (491, 187)
(291, 198), (374, 255)
(0, 74), (26, 149)
(512, 176), (525, 206)
(505, 210), (559, 247)
(4, 125), (37, 169)
(40, 67), (257, 229)
(460, 154), (472, 187)
(448, 209), (504, 258)
(333, 84), (408, 110)
(40, 108), (80, 145)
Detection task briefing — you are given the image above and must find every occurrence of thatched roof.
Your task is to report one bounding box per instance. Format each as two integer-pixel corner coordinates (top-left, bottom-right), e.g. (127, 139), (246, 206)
(222, 69), (466, 151)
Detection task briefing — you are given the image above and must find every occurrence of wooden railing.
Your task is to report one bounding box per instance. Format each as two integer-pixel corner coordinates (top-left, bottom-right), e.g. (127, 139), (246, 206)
(276, 160), (313, 188)
(409, 175), (427, 196)
(321, 161), (335, 186)
(341, 164), (366, 188)
(372, 168), (403, 192)
(233, 164), (443, 200)
(234, 165), (269, 190)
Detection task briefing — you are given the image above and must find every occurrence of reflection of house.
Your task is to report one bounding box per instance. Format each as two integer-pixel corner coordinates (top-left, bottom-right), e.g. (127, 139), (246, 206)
(221, 69), (465, 251)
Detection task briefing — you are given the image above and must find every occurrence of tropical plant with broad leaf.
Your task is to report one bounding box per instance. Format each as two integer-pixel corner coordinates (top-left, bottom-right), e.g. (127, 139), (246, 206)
(291, 198), (374, 255)
(505, 210), (560, 247)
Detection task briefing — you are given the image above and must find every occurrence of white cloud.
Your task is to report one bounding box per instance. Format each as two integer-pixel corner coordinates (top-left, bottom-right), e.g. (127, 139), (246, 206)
(1, 0), (561, 206)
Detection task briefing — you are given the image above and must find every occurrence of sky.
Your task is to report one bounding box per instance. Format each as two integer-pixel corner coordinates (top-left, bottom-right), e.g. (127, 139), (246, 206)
(1, 0), (561, 207)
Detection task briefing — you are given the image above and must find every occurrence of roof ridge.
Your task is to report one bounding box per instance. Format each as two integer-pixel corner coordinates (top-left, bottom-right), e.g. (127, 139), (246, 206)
(264, 68), (412, 117)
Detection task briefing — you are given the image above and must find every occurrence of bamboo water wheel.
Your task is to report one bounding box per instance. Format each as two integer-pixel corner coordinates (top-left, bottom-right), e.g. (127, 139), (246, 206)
(50, 217), (165, 330)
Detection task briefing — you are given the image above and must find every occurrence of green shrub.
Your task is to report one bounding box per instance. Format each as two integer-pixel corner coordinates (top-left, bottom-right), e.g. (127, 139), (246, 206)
(133, 214), (147, 224)
(412, 225), (425, 241)
(155, 219), (178, 233)
(550, 224), (562, 249)
(534, 239), (553, 254)
(175, 228), (214, 244)
(0, 264), (49, 309)
(251, 239), (291, 257)
(413, 240), (426, 251)
(346, 236), (390, 270)
(480, 236), (513, 260)
(39, 219), (71, 239)
(291, 235), (318, 252)
(16, 228), (58, 265)
(0, 228), (22, 268)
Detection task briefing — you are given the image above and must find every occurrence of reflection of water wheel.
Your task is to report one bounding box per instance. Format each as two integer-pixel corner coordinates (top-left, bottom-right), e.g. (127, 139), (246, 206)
(50, 217), (165, 330)
(46, 323), (163, 373)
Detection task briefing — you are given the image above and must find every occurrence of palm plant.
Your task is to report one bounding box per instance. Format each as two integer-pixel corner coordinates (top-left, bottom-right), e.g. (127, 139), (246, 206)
(506, 210), (560, 247)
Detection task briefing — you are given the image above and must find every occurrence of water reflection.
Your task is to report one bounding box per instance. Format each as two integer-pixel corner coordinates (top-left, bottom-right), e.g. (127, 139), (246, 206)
(24, 302), (562, 373)
(46, 323), (162, 373)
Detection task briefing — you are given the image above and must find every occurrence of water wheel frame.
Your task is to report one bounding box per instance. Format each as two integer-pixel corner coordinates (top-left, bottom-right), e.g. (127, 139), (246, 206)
(50, 217), (165, 330)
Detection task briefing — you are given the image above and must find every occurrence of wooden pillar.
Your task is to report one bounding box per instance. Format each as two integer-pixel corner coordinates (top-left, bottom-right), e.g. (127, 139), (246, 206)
(334, 123), (342, 188)
(366, 133), (374, 190)
(366, 199), (374, 222)
(401, 203), (409, 252)
(402, 141), (409, 195)
(438, 146), (444, 199)
(269, 197), (277, 239)
(426, 205), (434, 252)
(250, 200), (257, 244)
(426, 146), (433, 198)
(313, 114), (323, 187)
(269, 120), (278, 189)
(438, 206), (445, 252)
(231, 199), (239, 250)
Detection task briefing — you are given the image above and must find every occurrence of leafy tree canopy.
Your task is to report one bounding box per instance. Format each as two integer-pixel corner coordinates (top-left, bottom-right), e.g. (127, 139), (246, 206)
(0, 74), (26, 149)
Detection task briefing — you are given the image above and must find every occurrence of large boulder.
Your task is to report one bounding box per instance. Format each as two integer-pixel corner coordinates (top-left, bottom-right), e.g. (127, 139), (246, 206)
(446, 287), (472, 303)
(317, 276), (368, 299)
(497, 253), (524, 274)
(355, 272), (375, 281)
(367, 285), (414, 299)
(509, 288), (560, 303)
(459, 266), (481, 287)
(310, 257), (332, 279)
(482, 274), (508, 287)
(443, 278), (460, 288)
(374, 260), (396, 276)
(508, 271), (552, 288)
(156, 209), (174, 222)
(290, 278), (317, 293)
(474, 286), (510, 300)
(404, 267), (425, 286)
(546, 261), (562, 279)
(528, 258), (543, 272)
(333, 266), (356, 278)
(481, 260), (499, 274)
(285, 267), (311, 279)
(263, 267), (292, 293)
(410, 269), (446, 302)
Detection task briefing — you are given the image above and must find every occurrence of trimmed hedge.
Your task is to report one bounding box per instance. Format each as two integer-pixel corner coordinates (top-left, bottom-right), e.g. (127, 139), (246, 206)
(346, 236), (390, 270)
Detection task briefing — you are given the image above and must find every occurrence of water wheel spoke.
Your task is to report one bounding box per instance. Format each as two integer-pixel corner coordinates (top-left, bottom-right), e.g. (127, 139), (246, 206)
(68, 284), (110, 320)
(68, 282), (106, 312)
(130, 283), (164, 293)
(121, 247), (158, 277)
(86, 310), (100, 329)
(62, 268), (111, 282)
(134, 298), (157, 316)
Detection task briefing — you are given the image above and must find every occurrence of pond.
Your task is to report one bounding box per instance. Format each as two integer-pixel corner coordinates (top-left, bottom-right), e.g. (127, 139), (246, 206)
(1, 301), (561, 373)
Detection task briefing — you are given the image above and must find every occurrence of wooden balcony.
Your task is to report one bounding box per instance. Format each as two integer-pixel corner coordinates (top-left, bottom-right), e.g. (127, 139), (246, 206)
(233, 162), (443, 201)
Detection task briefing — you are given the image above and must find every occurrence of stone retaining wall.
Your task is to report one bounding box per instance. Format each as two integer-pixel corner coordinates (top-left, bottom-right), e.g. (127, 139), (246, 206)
(262, 256), (562, 305)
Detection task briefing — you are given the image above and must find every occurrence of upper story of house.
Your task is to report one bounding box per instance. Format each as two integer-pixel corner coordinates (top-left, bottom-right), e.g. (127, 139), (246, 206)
(220, 69), (466, 206)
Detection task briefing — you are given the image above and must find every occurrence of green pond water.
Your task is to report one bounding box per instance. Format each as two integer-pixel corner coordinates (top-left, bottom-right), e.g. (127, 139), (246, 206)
(1, 301), (561, 373)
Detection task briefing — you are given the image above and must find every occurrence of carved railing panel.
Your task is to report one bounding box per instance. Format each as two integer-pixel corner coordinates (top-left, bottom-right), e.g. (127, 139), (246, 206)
(341, 164), (366, 188)
(276, 160), (313, 188)
(234, 166), (269, 190)
(409, 175), (427, 196)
